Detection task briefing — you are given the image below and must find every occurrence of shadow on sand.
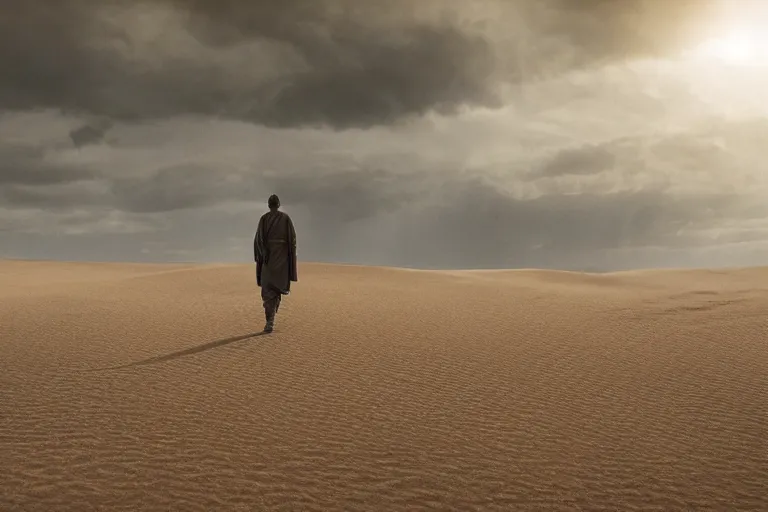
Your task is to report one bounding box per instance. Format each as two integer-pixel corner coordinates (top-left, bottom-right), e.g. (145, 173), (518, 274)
(90, 331), (268, 371)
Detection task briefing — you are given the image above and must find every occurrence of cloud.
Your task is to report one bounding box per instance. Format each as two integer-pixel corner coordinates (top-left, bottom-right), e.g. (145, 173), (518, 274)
(0, 143), (98, 187)
(110, 164), (235, 213)
(529, 144), (617, 179)
(0, 0), (727, 130)
(263, 167), (432, 223)
(69, 119), (113, 148)
(0, 0), (501, 129)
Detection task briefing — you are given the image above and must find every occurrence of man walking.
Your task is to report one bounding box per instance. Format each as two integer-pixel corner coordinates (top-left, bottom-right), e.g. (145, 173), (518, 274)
(254, 194), (297, 333)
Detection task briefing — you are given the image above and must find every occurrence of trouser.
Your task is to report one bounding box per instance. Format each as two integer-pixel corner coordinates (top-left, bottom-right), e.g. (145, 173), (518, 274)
(261, 285), (282, 321)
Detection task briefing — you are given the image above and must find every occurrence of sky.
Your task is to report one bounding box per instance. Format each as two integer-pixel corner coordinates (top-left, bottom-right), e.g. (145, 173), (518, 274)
(3, 0), (768, 271)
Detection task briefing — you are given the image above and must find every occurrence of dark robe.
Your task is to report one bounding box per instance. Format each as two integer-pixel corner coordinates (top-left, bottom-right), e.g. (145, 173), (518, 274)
(254, 210), (298, 295)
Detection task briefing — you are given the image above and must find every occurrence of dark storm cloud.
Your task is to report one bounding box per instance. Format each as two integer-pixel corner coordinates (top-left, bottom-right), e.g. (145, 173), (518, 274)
(0, 0), (500, 128)
(0, 0), (723, 129)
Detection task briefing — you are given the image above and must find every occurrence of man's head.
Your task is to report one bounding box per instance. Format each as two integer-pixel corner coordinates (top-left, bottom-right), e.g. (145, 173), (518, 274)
(268, 194), (280, 210)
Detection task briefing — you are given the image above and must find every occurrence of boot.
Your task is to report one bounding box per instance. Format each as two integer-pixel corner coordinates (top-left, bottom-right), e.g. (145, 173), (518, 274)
(263, 304), (275, 333)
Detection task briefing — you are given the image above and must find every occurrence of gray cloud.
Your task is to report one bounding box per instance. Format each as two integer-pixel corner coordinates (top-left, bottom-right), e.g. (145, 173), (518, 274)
(110, 164), (234, 213)
(69, 119), (113, 148)
(530, 144), (617, 179)
(263, 167), (431, 223)
(0, 140), (104, 215)
(359, 177), (764, 270)
(0, 0), (725, 129)
(0, 143), (97, 186)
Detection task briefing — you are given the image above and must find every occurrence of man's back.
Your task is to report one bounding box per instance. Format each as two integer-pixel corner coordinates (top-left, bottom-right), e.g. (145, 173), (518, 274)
(254, 195), (297, 332)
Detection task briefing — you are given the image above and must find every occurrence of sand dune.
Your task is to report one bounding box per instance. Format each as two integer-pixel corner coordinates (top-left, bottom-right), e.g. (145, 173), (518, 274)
(1, 259), (766, 511)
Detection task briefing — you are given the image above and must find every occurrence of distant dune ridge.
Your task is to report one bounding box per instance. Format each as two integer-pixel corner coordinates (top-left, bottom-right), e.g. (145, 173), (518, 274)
(1, 259), (766, 511)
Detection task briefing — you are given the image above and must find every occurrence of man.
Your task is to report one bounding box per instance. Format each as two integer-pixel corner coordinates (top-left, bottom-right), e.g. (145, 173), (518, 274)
(254, 194), (298, 333)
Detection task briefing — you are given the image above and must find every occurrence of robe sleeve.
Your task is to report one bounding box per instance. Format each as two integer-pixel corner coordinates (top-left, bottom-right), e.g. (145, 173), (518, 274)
(288, 215), (298, 282)
(254, 215), (266, 263)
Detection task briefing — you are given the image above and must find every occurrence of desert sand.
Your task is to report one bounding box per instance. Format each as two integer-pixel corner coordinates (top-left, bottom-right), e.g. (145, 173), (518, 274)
(1, 259), (766, 511)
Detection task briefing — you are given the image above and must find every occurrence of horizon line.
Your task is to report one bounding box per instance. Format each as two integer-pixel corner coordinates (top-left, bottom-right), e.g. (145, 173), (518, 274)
(1, 257), (763, 275)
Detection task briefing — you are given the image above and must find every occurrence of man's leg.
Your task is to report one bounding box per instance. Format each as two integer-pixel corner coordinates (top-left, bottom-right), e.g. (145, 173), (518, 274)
(261, 286), (278, 332)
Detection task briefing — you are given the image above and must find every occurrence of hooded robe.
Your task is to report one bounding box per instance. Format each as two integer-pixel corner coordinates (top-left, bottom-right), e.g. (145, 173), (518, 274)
(254, 210), (298, 294)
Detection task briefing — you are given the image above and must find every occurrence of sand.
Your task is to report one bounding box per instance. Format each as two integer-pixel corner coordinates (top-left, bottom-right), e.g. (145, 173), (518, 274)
(1, 259), (766, 511)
